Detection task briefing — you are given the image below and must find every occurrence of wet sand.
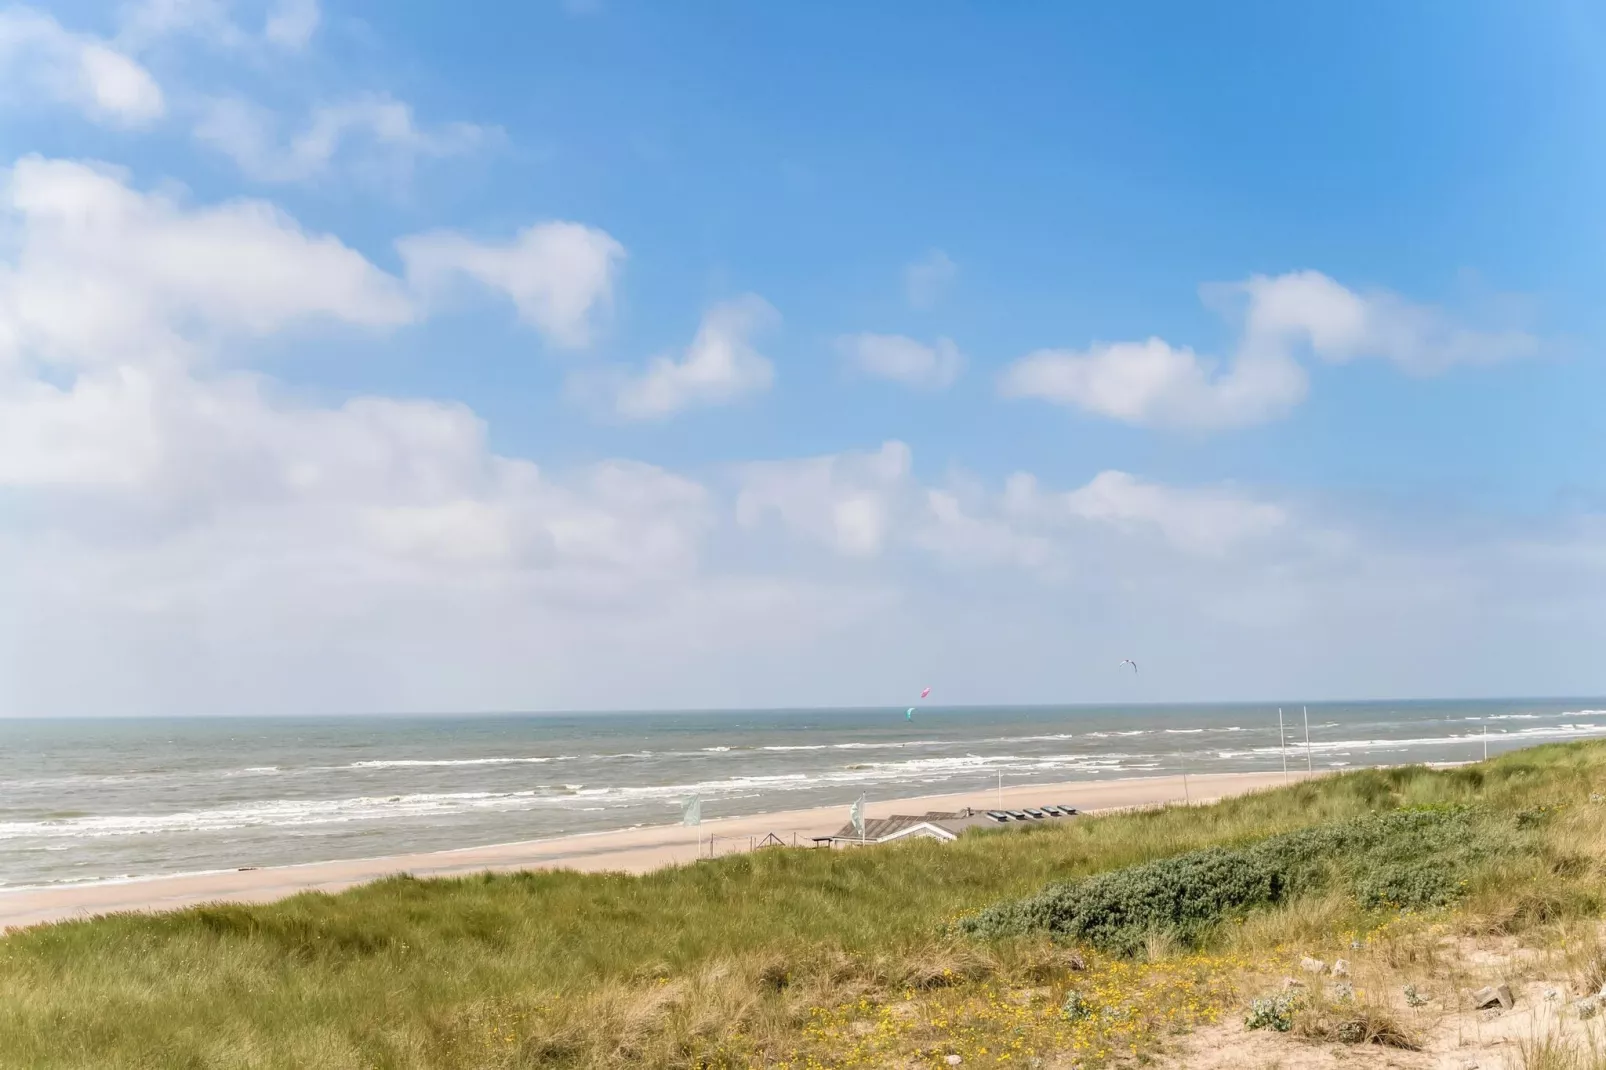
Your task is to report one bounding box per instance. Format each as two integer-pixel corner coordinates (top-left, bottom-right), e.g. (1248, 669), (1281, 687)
(0, 769), (1315, 932)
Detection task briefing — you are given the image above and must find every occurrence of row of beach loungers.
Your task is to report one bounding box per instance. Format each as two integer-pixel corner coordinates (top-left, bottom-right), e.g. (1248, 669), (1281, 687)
(983, 805), (1078, 822)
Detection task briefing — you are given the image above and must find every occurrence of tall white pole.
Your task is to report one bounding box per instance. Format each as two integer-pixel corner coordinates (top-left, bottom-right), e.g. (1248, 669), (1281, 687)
(1484, 724), (1489, 762)
(1303, 706), (1313, 775)
(997, 771), (1003, 807)
(1278, 708), (1288, 782)
(1179, 747), (1190, 802)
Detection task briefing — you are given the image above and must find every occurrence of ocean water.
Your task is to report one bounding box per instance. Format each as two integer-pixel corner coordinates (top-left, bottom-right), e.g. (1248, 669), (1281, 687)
(1, 699), (1602, 890)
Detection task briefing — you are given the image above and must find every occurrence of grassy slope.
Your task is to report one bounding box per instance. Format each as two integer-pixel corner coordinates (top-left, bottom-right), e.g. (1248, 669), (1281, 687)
(3, 744), (1605, 1068)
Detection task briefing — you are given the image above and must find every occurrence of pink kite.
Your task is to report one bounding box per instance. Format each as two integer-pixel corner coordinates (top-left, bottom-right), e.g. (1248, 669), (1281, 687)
(920, 687), (931, 699)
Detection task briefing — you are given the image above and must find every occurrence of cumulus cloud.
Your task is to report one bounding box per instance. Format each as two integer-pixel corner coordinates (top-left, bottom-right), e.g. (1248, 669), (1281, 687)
(905, 249), (957, 310)
(0, 367), (739, 715)
(917, 487), (1054, 571)
(838, 333), (963, 390)
(117, 0), (240, 47)
(1001, 337), (1307, 430)
(0, 8), (164, 126)
(117, 0), (318, 49)
(399, 221), (623, 350)
(1004, 470), (1287, 557)
(197, 94), (492, 185)
(736, 441), (914, 558)
(1220, 270), (1540, 375)
(0, 158), (744, 714)
(735, 441), (1287, 567)
(1000, 271), (1538, 429)
(0, 155), (414, 370)
(263, 0), (319, 48)
(0, 161), (926, 716)
(0, 156), (699, 598)
(0, 367), (710, 574)
(601, 296), (778, 419)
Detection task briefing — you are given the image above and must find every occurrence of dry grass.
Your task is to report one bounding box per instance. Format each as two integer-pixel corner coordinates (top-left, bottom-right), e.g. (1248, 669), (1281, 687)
(1507, 1028), (1606, 1070)
(1223, 891), (1358, 960)
(1294, 996), (1420, 1049)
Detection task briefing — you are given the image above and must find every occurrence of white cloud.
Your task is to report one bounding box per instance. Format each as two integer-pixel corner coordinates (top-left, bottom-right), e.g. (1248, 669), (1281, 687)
(0, 8), (164, 126)
(736, 441), (913, 558)
(197, 94), (491, 185)
(1005, 470), (1287, 557)
(0, 156), (414, 370)
(838, 333), (963, 390)
(263, 0), (319, 48)
(0, 365), (735, 714)
(735, 441), (1286, 566)
(0, 163), (746, 714)
(117, 0), (317, 49)
(399, 221), (623, 349)
(116, 0), (239, 48)
(905, 249), (957, 310)
(1001, 271), (1538, 429)
(0, 364), (710, 569)
(602, 296), (778, 419)
(1000, 337), (1308, 431)
(917, 488), (1053, 570)
(1221, 270), (1540, 375)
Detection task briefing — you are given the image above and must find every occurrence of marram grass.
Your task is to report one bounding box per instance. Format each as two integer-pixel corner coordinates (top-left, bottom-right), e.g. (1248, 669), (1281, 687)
(4, 742), (1606, 1068)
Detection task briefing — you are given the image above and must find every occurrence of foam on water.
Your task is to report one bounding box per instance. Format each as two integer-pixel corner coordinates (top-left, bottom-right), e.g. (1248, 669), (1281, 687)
(348, 756), (577, 769)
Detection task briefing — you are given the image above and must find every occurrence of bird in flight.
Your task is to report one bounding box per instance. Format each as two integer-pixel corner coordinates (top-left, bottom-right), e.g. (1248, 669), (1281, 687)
(1118, 659), (1138, 674)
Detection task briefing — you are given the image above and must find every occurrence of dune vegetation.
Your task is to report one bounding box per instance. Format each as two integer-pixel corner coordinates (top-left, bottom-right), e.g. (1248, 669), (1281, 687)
(5, 743), (1606, 1068)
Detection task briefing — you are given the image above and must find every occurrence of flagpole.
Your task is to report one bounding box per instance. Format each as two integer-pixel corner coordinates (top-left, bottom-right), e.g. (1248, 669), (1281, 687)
(1278, 708), (1288, 783)
(1484, 724), (1489, 762)
(1303, 706), (1313, 775)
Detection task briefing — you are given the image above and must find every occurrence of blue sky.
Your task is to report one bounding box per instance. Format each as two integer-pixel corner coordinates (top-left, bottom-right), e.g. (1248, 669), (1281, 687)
(1, 1), (1604, 714)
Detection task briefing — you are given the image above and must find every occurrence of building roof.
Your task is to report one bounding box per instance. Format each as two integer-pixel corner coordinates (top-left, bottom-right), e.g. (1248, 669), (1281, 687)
(826, 805), (1077, 844)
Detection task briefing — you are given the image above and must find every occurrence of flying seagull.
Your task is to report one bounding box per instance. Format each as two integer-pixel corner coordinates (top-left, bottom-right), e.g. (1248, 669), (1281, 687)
(1119, 659), (1138, 674)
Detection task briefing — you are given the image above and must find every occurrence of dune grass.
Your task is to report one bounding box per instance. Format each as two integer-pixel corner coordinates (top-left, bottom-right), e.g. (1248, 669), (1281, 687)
(4, 743), (1606, 1068)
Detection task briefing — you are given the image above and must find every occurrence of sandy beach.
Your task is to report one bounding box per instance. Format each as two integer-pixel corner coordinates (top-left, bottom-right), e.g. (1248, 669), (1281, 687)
(0, 769), (1313, 932)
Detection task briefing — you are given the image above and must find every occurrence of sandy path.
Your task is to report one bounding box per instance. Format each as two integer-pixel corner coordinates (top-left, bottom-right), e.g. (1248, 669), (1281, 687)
(0, 769), (1314, 932)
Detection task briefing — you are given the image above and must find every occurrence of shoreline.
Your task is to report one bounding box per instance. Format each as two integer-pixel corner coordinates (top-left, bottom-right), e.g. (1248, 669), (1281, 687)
(0, 769), (1318, 932)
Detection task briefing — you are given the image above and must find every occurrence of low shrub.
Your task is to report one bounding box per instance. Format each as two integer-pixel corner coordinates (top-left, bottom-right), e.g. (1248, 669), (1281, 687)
(959, 807), (1513, 954)
(1353, 859), (1460, 910)
(1245, 993), (1297, 1032)
(1061, 990), (1092, 1022)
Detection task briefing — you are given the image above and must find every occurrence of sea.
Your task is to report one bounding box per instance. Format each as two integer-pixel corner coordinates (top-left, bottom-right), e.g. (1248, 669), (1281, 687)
(2, 698), (1603, 891)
